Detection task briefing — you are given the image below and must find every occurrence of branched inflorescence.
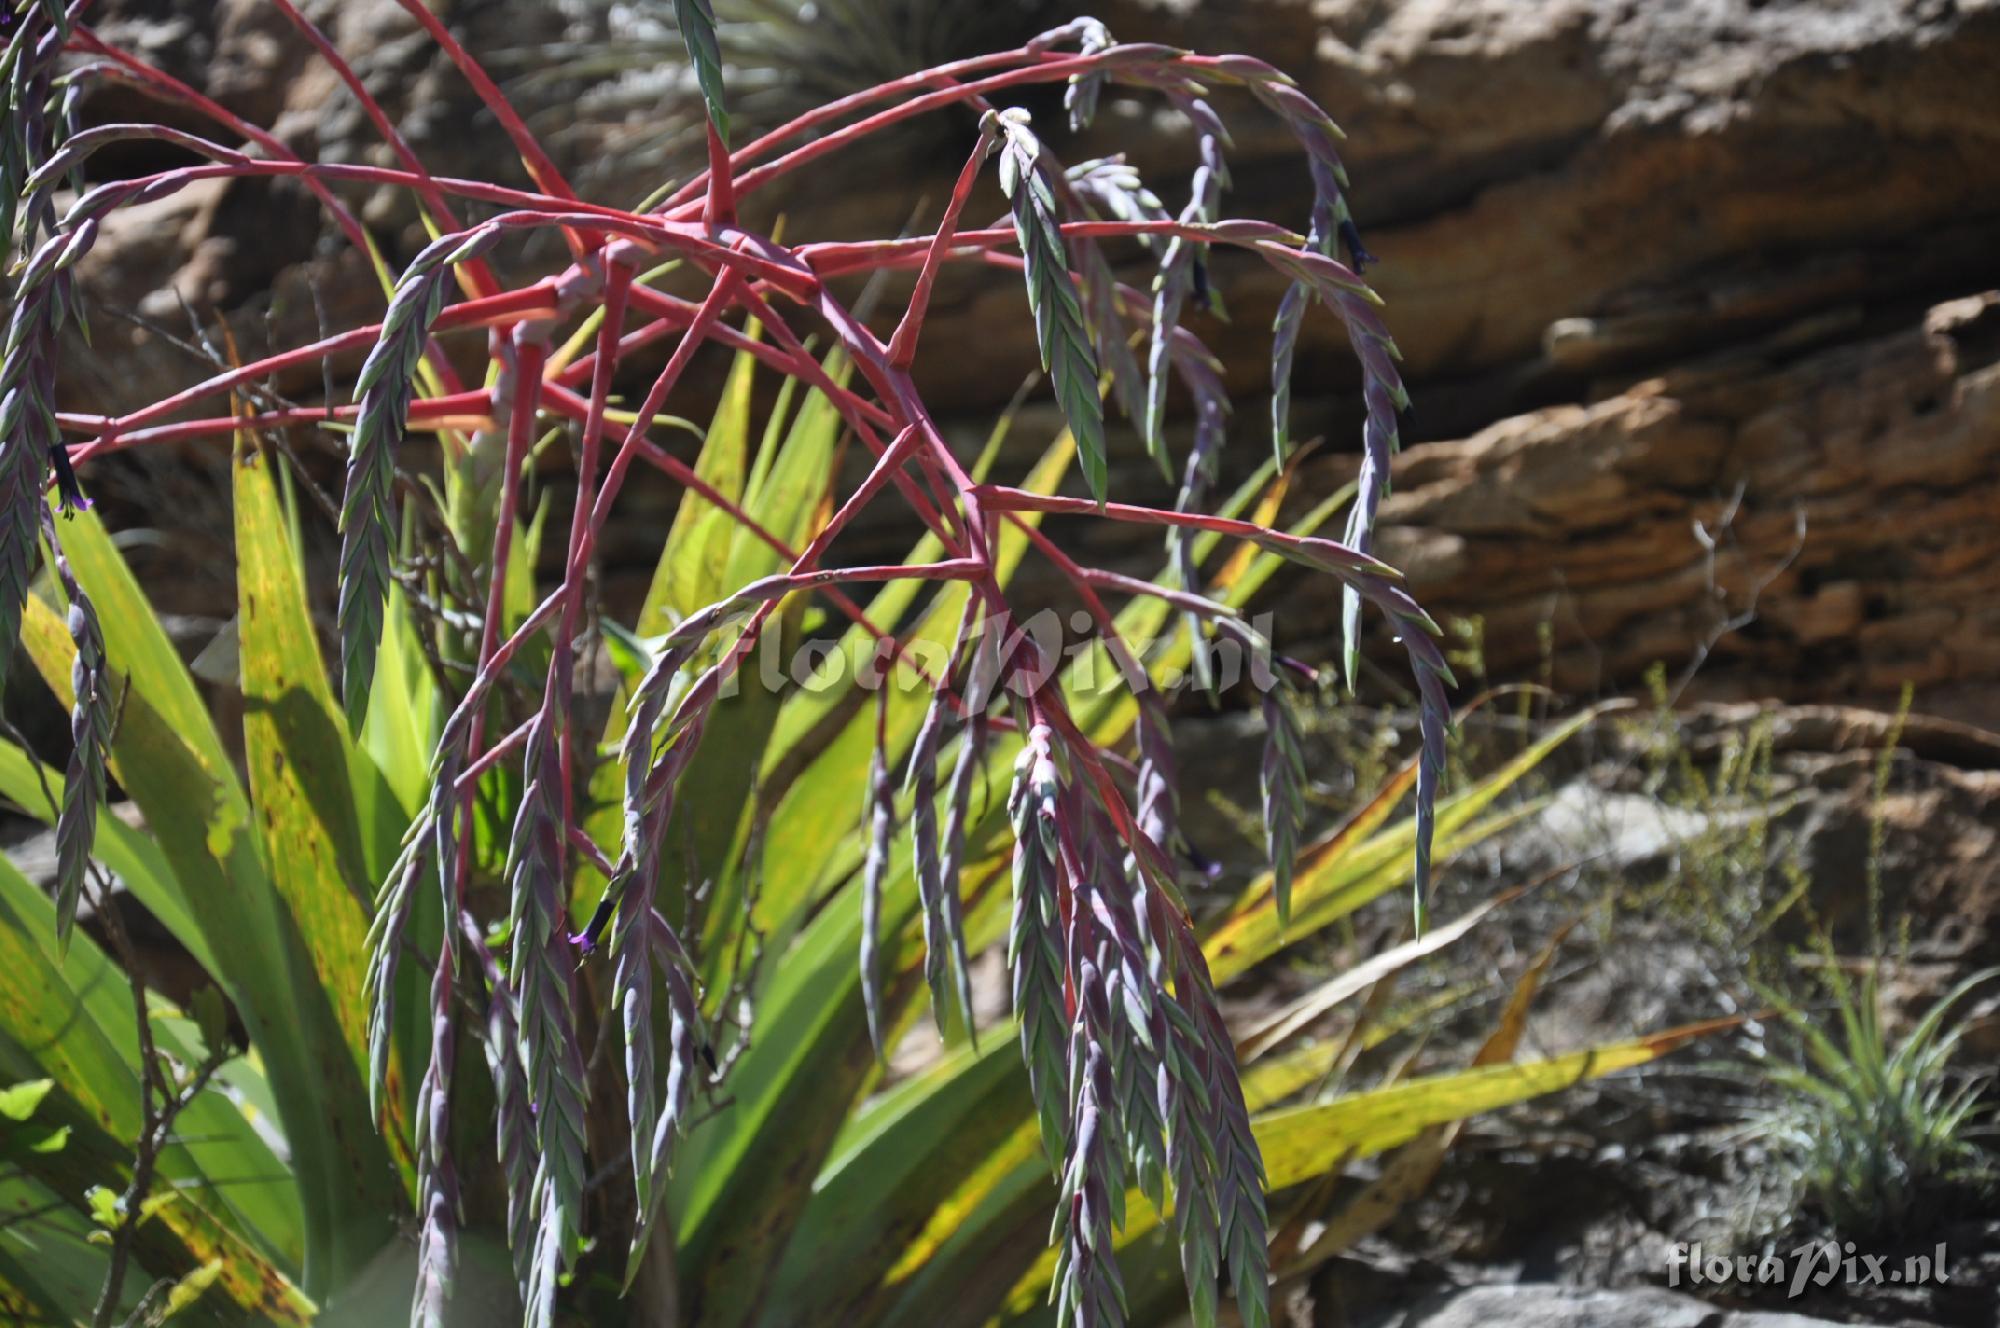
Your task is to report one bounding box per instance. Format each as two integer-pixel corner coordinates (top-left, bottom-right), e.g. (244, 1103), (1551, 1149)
(13, 7), (1459, 1326)
(7, 2), (102, 950)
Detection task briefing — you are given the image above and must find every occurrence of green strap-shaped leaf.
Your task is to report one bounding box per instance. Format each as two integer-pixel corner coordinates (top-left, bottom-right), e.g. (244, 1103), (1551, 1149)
(787, 704), (1591, 1328)
(0, 855), (309, 1307)
(37, 506), (231, 773)
(236, 440), (410, 1154)
(0, 737), (211, 974)
(682, 351), (845, 971)
(674, 843), (995, 1326)
(571, 334), (778, 906)
(635, 383), (1058, 1325)
(357, 578), (441, 828)
(642, 317), (759, 630)
(761, 1009), (1029, 1325)
(1204, 704), (1611, 983)
(868, 1012), (1336, 1328)
(752, 429), (1072, 938)
(0, 1250), (70, 1328)
(1071, 476), (1354, 746)
(993, 1022), (1725, 1324)
(19, 582), (397, 1296)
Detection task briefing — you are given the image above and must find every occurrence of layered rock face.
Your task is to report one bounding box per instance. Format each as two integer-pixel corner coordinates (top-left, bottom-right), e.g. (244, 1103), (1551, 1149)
(64, 0), (2000, 715)
(1329, 293), (2000, 725)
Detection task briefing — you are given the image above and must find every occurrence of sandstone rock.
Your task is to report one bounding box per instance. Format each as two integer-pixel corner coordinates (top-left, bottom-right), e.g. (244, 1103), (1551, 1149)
(1077, 0), (2000, 392)
(1306, 292), (2000, 721)
(55, 0), (2000, 713)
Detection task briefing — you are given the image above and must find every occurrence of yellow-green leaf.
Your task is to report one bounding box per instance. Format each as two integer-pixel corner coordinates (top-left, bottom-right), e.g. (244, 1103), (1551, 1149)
(21, 560), (395, 1293)
(998, 1019), (1729, 1321)
(233, 441), (384, 1125)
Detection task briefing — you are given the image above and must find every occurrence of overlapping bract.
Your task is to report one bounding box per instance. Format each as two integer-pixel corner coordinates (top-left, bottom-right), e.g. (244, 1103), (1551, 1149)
(994, 108), (1111, 506)
(339, 225), (501, 725)
(48, 527), (110, 953)
(1003, 712), (1275, 1328)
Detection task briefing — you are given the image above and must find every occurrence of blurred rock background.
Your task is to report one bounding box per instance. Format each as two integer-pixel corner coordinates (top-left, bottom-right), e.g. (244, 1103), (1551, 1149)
(63, 0), (2000, 721)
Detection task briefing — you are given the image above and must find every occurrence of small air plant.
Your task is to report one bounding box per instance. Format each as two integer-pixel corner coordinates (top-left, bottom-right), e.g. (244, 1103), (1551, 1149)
(5, 4), (1454, 1326)
(1749, 966), (1998, 1241)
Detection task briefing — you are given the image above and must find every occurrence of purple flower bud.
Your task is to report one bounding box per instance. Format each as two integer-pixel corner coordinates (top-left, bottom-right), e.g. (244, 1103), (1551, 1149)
(1338, 217), (1376, 273)
(573, 890), (618, 953)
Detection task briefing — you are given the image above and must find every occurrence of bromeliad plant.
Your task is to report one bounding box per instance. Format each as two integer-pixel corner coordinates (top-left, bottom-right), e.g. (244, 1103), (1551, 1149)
(1748, 965), (1998, 1241)
(0, 3), (1538, 1325)
(0, 448), (1694, 1327)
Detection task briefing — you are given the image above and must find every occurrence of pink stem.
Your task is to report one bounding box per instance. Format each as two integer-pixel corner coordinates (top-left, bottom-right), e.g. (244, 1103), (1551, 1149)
(456, 330), (553, 894)
(530, 384), (952, 697)
(68, 160), (820, 297)
(1007, 519), (1153, 694)
(727, 284), (964, 553)
(454, 717), (535, 794)
(682, 53), (1124, 209)
(886, 130), (994, 369)
(567, 825), (618, 881)
(612, 287), (897, 431)
(582, 274), (742, 547)
(550, 261), (635, 828)
(657, 49), (1032, 211)
(798, 220), (1299, 277)
(662, 559), (988, 741)
(704, 120), (736, 228)
(70, 28), (471, 399)
(660, 44), (1286, 216)
(62, 392), (495, 461)
(385, 0), (589, 256)
(265, 0), (502, 299)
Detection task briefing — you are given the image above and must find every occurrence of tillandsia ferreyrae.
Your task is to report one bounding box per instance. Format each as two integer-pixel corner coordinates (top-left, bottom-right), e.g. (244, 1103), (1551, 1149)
(10, 5), (1460, 1326)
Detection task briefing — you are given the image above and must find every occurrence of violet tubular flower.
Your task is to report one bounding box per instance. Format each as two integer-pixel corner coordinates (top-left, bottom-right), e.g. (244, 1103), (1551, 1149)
(48, 443), (89, 515)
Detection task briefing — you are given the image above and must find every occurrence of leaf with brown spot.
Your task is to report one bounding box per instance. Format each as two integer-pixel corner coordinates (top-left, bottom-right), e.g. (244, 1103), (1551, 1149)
(0, 850), (307, 1301)
(20, 556), (398, 1294)
(234, 437), (387, 1108)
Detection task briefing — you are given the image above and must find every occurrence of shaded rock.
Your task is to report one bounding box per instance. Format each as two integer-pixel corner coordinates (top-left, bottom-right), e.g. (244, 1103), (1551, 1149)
(65, 0), (564, 410)
(1378, 1283), (1854, 1328)
(1465, 700), (2000, 1058)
